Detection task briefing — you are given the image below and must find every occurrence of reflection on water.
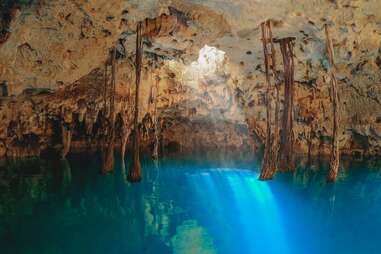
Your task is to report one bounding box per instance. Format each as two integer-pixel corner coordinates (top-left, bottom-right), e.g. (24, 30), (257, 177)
(0, 152), (381, 254)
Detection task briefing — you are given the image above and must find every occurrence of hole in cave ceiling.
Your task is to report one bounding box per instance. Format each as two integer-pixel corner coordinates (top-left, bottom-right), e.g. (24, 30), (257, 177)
(167, 45), (228, 88)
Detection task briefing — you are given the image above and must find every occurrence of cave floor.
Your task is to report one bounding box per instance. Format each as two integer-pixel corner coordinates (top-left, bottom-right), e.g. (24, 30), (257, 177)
(0, 152), (381, 254)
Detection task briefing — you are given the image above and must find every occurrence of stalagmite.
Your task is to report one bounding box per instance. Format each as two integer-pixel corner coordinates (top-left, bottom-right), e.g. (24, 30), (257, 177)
(325, 24), (340, 182)
(128, 21), (143, 182)
(276, 37), (296, 172)
(259, 20), (279, 180)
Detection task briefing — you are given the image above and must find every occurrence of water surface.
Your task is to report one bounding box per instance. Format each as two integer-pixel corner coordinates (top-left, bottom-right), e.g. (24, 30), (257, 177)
(0, 152), (381, 254)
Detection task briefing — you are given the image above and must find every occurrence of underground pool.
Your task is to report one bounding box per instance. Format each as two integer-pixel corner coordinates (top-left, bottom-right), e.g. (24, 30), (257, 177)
(0, 152), (380, 254)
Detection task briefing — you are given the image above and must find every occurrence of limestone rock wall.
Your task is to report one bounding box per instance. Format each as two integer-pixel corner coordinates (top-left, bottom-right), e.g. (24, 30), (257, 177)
(0, 0), (380, 158)
(0, 0), (125, 94)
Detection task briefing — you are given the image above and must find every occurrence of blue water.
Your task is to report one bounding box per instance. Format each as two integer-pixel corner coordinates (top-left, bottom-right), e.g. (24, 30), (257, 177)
(0, 152), (381, 254)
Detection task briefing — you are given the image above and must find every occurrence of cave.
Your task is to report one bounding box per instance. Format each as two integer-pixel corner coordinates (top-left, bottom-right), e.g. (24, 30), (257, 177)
(1, 1), (381, 253)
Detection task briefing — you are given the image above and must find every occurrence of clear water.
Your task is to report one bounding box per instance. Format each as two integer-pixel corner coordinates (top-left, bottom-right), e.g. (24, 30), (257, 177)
(0, 152), (381, 254)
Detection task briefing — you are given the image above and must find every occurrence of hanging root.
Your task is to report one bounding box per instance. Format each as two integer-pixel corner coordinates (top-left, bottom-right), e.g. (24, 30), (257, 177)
(128, 21), (143, 183)
(152, 77), (160, 160)
(276, 37), (296, 172)
(327, 150), (339, 182)
(327, 72), (340, 182)
(325, 24), (340, 182)
(259, 20), (278, 180)
(152, 130), (159, 160)
(270, 82), (281, 173)
(128, 129), (142, 182)
(100, 47), (117, 173)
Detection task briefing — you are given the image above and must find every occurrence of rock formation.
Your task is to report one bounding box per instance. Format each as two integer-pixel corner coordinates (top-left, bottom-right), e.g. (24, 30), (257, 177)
(0, 0), (380, 162)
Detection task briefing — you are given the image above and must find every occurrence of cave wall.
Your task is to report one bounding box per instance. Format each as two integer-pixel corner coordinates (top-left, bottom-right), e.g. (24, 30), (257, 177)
(0, 0), (380, 158)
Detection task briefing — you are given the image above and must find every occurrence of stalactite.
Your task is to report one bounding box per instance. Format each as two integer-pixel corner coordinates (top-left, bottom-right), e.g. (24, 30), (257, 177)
(276, 37), (296, 172)
(325, 24), (340, 182)
(142, 14), (179, 38)
(259, 20), (279, 180)
(128, 21), (143, 182)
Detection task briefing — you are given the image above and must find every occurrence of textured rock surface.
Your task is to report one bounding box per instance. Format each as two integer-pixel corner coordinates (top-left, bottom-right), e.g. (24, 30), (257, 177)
(0, 0), (380, 157)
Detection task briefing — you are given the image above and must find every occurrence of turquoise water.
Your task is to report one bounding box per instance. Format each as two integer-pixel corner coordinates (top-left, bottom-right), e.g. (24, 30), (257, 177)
(0, 152), (381, 254)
